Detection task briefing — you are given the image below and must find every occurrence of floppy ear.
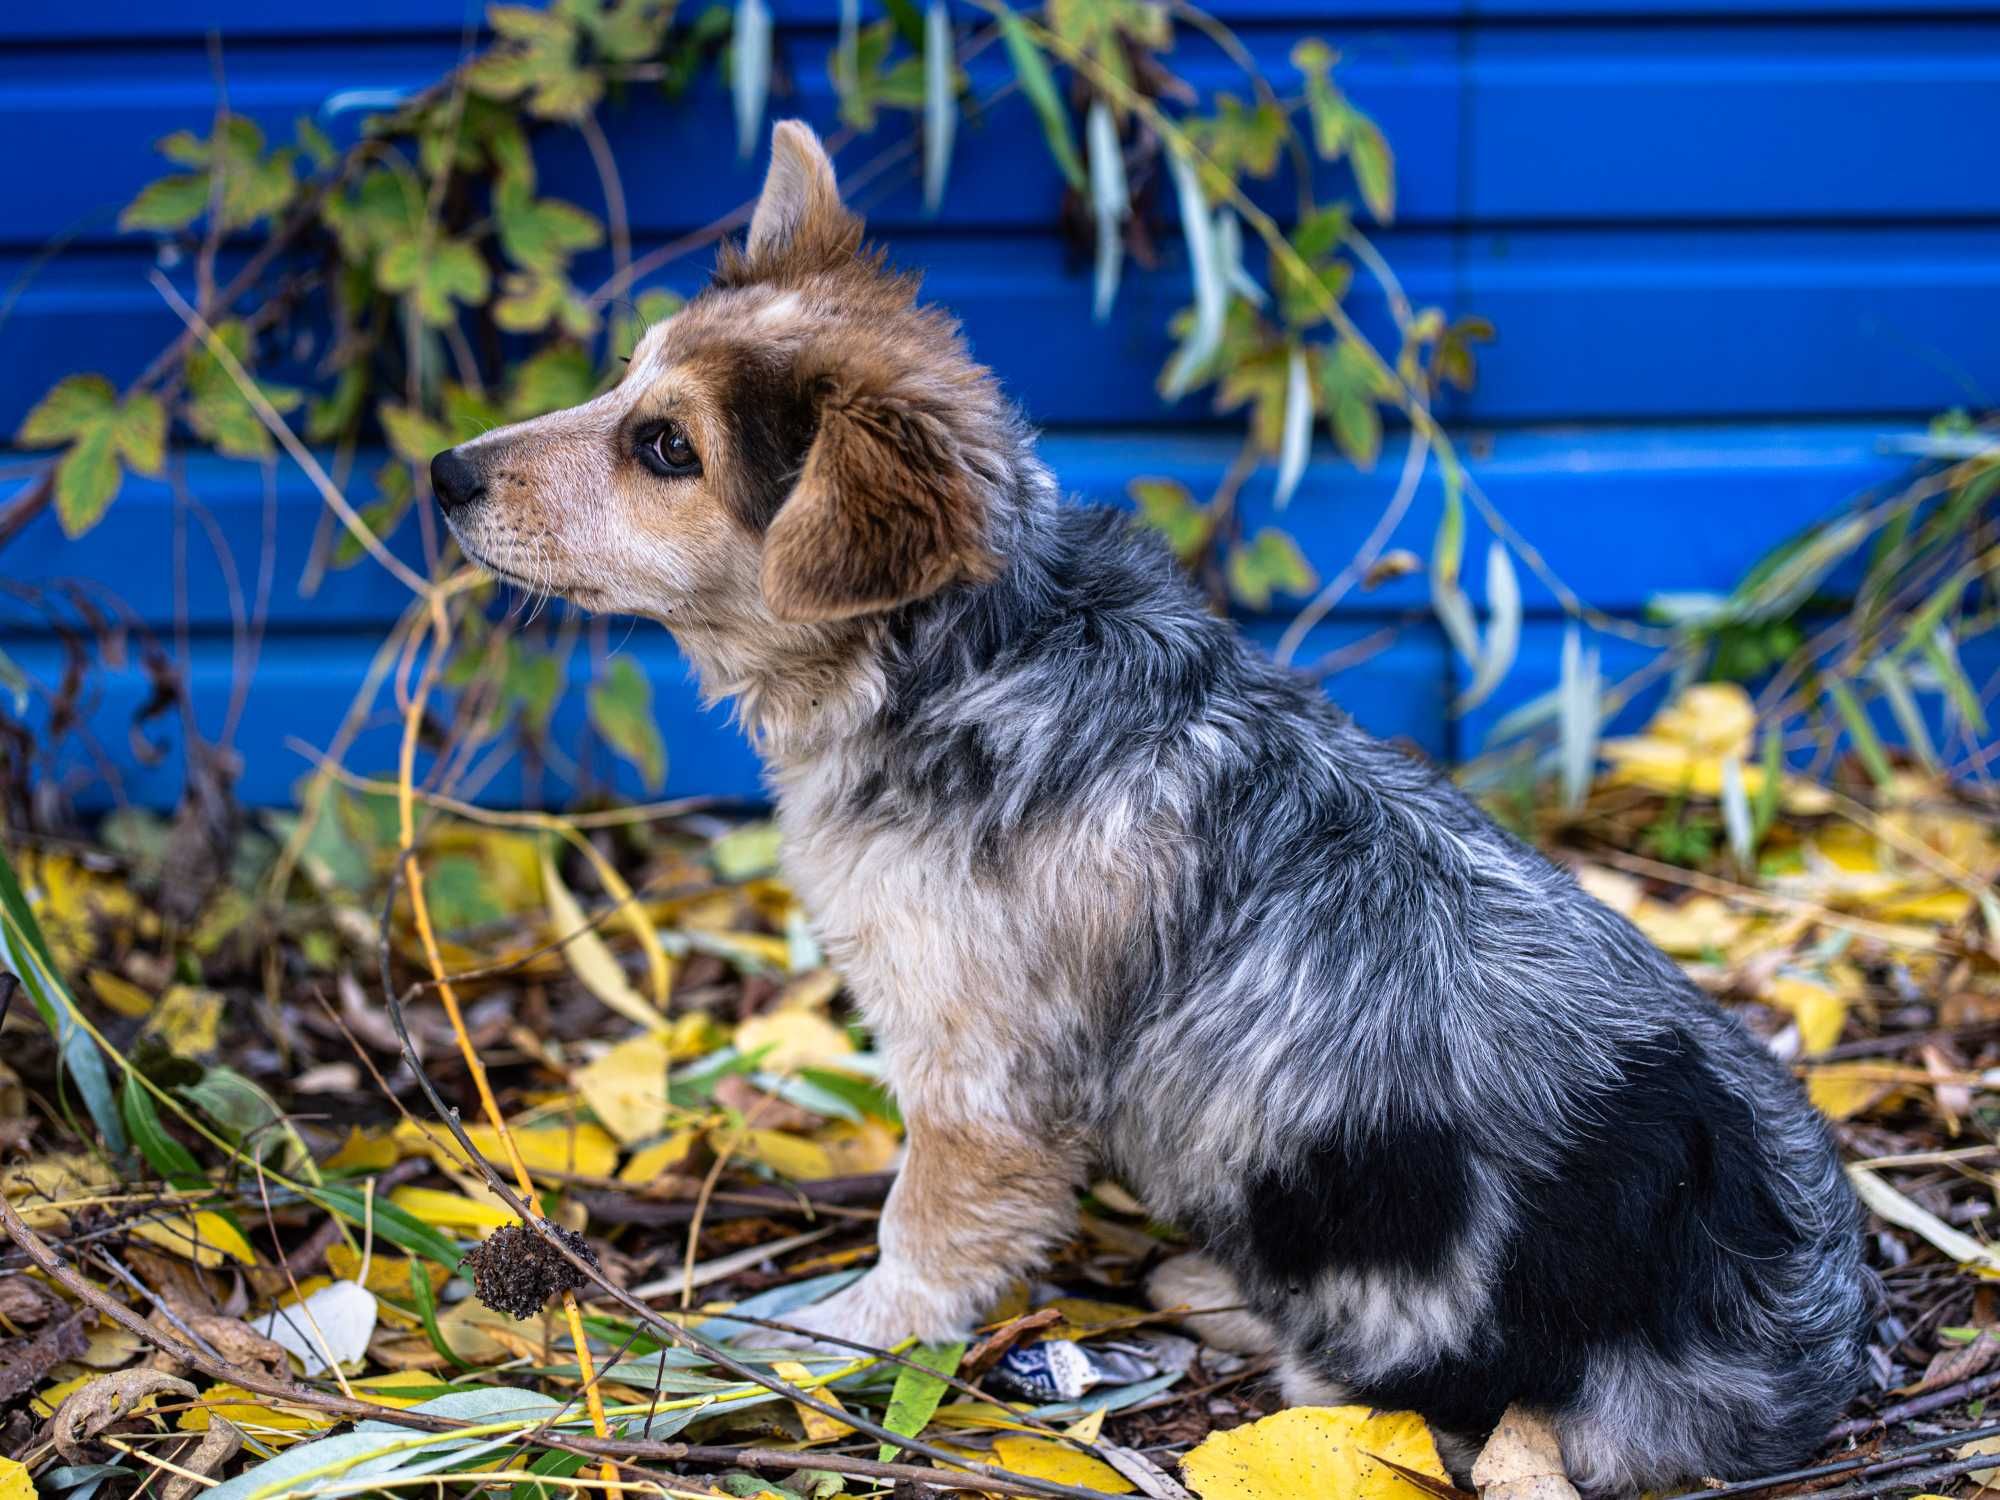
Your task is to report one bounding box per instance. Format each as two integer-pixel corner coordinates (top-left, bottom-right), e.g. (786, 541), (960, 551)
(760, 369), (999, 623)
(744, 121), (862, 273)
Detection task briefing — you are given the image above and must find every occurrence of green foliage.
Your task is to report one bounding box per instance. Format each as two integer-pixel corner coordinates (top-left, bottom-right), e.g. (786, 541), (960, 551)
(15, 375), (165, 535)
(590, 658), (668, 792)
(23, 0), (1503, 803)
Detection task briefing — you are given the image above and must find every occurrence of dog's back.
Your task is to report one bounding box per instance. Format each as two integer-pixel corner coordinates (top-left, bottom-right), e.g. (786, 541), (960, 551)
(869, 501), (1871, 1491)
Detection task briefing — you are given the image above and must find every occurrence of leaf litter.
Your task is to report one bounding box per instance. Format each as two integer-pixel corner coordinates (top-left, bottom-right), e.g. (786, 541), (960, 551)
(4, 682), (2000, 1497)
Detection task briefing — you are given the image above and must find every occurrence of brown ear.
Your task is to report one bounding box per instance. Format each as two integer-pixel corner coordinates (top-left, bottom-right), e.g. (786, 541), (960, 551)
(743, 121), (862, 276)
(761, 372), (999, 623)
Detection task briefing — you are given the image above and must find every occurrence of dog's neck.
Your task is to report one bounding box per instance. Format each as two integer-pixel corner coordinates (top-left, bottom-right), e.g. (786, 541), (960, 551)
(682, 436), (1061, 769)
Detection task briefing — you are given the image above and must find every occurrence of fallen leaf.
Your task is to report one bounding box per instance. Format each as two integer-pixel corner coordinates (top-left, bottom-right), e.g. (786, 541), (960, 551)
(53, 1368), (196, 1460)
(1181, 1406), (1448, 1500)
(1851, 1168), (2000, 1274)
(132, 1211), (258, 1269)
(326, 1247), (448, 1300)
(728, 1127), (837, 1181)
(86, 969), (155, 1017)
(162, 1414), (241, 1500)
(993, 1435), (1137, 1492)
(0, 1458), (32, 1500)
(773, 1358), (854, 1440)
(1765, 974), (1848, 1056)
(141, 985), (225, 1059)
(1806, 1064), (1898, 1122)
(388, 1186), (517, 1233)
(252, 1279), (377, 1376)
(575, 1032), (675, 1145)
(735, 1006), (856, 1072)
(395, 1118), (618, 1179)
(540, 847), (670, 1034)
(1628, 897), (1745, 957)
(618, 1128), (701, 1183)
(178, 1383), (331, 1441)
(323, 1126), (400, 1173)
(1956, 1436), (2000, 1488)
(1470, 1406), (1579, 1500)
(0, 1309), (87, 1402)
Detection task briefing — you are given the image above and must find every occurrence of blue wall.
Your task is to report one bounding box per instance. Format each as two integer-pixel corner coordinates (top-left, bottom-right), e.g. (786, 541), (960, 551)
(5, 2), (1998, 807)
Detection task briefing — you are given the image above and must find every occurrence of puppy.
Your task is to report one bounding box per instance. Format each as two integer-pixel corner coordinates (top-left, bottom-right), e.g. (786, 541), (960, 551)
(432, 121), (1872, 1492)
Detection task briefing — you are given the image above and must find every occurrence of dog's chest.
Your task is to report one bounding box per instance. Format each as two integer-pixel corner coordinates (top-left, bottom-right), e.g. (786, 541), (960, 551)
(772, 767), (1091, 1121)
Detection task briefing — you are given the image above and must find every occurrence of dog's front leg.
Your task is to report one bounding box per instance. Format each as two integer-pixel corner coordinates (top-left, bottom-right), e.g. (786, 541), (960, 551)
(780, 1113), (1085, 1348)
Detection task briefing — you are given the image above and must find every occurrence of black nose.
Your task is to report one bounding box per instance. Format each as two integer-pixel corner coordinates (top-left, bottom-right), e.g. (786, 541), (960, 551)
(430, 446), (486, 514)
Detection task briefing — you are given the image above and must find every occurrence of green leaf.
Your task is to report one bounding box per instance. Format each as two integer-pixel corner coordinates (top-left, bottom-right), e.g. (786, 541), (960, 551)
(1128, 477), (1209, 564)
(186, 322), (302, 461)
(119, 173), (211, 232)
(1826, 679), (1895, 790)
(377, 236), (492, 326)
(878, 1341), (965, 1461)
(404, 1238), (477, 1370)
(494, 270), (598, 338)
(1346, 110), (1395, 223)
(510, 1449), (590, 1500)
(1187, 93), (1283, 192)
(1226, 528), (1316, 611)
(1085, 99), (1126, 323)
(494, 183), (603, 273)
(177, 1065), (310, 1172)
(589, 658), (667, 792)
(122, 1073), (206, 1190)
(17, 376), (165, 537)
(997, 4), (1084, 190)
(380, 403), (456, 468)
(509, 346), (599, 420)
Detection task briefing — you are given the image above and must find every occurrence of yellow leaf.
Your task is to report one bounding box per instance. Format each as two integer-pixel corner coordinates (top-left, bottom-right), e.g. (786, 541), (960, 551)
(0, 1457), (31, 1500)
(1181, 1405), (1448, 1500)
(735, 1006), (856, 1072)
(179, 1383), (331, 1439)
(326, 1246), (448, 1299)
(395, 1118), (618, 1179)
(323, 1125), (400, 1173)
(1628, 896), (1745, 957)
(86, 969), (155, 1017)
(133, 1211), (258, 1268)
(141, 985), (225, 1059)
(1806, 1064), (1897, 1122)
(540, 846), (670, 1034)
(1039, 1297), (1154, 1341)
(1767, 974), (1847, 1055)
(1648, 682), (1755, 758)
(575, 1032), (674, 1145)
(772, 1359), (854, 1440)
(816, 1119), (901, 1176)
(388, 1186), (516, 1233)
(31, 1373), (95, 1419)
(3, 1153), (117, 1229)
(992, 1435), (1135, 1492)
(618, 1128), (701, 1183)
(729, 1127), (837, 1181)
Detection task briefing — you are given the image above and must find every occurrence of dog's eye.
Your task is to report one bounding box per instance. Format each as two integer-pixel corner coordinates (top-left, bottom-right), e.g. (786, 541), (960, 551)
(640, 422), (701, 477)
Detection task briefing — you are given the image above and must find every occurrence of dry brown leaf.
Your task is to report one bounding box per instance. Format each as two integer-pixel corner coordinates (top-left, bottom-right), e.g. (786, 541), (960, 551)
(52, 1368), (196, 1461)
(1470, 1407), (1580, 1500)
(160, 1415), (240, 1500)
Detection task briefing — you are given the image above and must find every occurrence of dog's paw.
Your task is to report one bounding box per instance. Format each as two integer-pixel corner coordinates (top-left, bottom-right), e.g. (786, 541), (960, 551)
(762, 1269), (963, 1353)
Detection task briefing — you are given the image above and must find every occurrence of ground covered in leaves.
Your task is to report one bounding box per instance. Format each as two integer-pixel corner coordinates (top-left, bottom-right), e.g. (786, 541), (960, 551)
(6, 682), (2000, 1500)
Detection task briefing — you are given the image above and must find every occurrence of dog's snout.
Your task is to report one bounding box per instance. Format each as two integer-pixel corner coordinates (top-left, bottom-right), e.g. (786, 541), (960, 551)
(430, 447), (486, 514)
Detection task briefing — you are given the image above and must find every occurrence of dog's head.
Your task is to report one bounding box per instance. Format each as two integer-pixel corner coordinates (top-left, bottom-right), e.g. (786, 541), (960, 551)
(431, 121), (1014, 647)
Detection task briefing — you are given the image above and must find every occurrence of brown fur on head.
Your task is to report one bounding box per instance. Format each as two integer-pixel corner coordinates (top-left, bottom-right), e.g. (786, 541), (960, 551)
(432, 120), (1014, 712)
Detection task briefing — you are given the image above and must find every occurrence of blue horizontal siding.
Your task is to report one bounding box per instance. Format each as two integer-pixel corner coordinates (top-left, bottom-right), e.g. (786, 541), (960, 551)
(7, 223), (1997, 435)
(4, 3), (1991, 808)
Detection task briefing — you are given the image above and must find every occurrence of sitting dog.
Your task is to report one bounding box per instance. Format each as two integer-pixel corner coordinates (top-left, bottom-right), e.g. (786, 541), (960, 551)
(431, 121), (1871, 1492)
